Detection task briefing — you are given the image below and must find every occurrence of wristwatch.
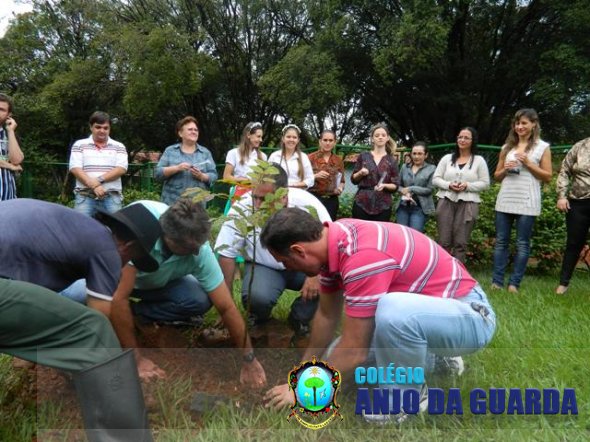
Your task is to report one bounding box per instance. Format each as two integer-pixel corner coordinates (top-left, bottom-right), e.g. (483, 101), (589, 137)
(242, 351), (256, 363)
(98, 176), (105, 185)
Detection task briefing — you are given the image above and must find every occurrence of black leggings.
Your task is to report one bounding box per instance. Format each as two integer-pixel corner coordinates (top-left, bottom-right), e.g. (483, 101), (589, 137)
(559, 199), (590, 286)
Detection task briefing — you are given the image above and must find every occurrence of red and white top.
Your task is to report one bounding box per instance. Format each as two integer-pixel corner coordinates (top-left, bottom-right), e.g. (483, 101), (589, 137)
(320, 219), (477, 318)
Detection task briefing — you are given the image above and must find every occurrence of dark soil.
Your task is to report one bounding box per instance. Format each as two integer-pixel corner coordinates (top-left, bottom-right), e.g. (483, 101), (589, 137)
(34, 319), (305, 434)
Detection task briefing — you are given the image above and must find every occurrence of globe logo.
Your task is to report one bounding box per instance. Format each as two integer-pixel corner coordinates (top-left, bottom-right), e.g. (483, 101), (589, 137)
(287, 356), (343, 429)
(296, 366), (334, 412)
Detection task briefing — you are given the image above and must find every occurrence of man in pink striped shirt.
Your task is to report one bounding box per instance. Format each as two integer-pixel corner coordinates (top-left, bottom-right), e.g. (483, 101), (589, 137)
(262, 208), (496, 422)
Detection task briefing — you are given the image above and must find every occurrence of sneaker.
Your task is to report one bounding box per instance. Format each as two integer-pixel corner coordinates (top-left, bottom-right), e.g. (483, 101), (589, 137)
(363, 384), (429, 425)
(434, 355), (465, 376)
(555, 285), (568, 295)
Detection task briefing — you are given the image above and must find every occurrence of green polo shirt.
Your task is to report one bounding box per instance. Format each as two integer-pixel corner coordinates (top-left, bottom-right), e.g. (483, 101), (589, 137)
(130, 200), (224, 292)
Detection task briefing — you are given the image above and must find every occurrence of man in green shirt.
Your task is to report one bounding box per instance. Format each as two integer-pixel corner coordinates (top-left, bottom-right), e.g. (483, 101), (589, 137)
(110, 199), (267, 387)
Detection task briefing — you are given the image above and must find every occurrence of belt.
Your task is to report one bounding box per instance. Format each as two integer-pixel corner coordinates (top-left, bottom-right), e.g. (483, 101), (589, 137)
(76, 189), (121, 198)
(316, 194), (338, 199)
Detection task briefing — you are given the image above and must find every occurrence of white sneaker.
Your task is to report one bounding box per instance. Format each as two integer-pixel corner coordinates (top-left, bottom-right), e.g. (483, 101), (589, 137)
(363, 384), (428, 425)
(434, 355), (465, 376)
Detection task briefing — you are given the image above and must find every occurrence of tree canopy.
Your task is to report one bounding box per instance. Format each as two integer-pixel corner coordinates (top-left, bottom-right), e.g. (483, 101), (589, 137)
(1, 0), (588, 163)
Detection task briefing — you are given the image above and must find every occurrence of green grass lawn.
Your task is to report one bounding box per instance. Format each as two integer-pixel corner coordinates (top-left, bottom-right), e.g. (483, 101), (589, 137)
(2, 270), (589, 441)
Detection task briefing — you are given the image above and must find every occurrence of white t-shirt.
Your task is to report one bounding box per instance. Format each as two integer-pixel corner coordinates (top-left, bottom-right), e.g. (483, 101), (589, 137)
(225, 147), (267, 179)
(215, 188), (331, 269)
(268, 150), (315, 188)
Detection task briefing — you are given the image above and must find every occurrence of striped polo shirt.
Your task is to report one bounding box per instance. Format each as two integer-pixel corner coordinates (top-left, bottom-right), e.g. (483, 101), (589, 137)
(320, 219), (477, 318)
(69, 135), (128, 192)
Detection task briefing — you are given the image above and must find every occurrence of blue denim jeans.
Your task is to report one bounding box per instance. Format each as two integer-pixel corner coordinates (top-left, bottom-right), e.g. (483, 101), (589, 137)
(74, 191), (122, 217)
(131, 276), (212, 322)
(242, 263), (318, 326)
(60, 279), (87, 303)
(60, 276), (212, 323)
(492, 211), (536, 288)
(373, 285), (496, 396)
(395, 204), (427, 232)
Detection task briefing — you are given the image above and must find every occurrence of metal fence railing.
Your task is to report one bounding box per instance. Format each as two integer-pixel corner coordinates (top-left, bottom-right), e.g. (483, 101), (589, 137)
(16, 144), (572, 201)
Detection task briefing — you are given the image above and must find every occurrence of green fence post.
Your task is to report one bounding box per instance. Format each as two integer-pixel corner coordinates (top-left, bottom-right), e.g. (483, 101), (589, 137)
(21, 167), (33, 198)
(140, 163), (153, 192)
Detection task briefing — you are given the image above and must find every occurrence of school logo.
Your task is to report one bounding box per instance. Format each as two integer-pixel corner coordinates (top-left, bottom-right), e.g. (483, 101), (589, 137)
(287, 356), (343, 429)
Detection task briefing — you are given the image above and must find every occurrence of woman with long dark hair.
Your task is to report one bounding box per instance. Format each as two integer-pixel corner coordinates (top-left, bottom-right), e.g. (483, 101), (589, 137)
(395, 141), (436, 232)
(433, 127), (490, 263)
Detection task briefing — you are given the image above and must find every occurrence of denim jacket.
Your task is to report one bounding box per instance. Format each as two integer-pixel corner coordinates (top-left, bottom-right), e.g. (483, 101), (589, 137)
(155, 143), (218, 205)
(396, 162), (436, 215)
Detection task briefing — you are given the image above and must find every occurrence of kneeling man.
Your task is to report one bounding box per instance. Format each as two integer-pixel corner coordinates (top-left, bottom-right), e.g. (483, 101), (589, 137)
(261, 208), (496, 424)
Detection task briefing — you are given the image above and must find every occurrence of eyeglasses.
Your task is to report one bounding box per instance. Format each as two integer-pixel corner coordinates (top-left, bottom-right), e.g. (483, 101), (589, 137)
(282, 124), (301, 135)
(457, 136), (472, 141)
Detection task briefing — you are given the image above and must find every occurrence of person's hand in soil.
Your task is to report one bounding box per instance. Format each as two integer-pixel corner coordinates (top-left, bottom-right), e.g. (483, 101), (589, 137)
(263, 383), (292, 409)
(300, 276), (320, 301)
(137, 355), (166, 382)
(240, 358), (267, 388)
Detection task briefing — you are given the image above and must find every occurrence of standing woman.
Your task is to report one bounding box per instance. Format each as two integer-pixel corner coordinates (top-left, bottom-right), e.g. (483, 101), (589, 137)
(350, 123), (400, 221)
(308, 129), (345, 220)
(268, 124), (314, 189)
(555, 137), (590, 294)
(492, 109), (552, 293)
(155, 116), (217, 205)
(395, 142), (436, 232)
(223, 121), (267, 183)
(433, 127), (490, 263)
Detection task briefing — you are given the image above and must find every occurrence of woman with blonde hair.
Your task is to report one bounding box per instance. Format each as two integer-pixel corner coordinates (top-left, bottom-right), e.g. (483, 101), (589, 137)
(492, 108), (552, 292)
(350, 123), (400, 221)
(268, 124), (314, 189)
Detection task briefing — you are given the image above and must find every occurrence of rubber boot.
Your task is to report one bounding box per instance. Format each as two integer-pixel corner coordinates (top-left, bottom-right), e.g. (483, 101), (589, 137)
(73, 349), (153, 442)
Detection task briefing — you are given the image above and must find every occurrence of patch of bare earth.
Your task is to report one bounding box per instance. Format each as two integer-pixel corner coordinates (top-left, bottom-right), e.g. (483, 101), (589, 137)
(34, 319), (305, 434)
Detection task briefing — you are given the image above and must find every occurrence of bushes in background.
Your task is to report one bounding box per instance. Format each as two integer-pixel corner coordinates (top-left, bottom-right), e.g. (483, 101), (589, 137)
(337, 180), (567, 271)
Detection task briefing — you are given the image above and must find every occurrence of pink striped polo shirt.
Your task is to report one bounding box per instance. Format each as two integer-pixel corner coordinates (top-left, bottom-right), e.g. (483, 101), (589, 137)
(320, 219), (477, 318)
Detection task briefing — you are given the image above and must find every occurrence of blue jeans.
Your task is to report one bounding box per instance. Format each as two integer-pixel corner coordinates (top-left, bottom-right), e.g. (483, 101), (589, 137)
(74, 191), (122, 217)
(373, 285), (496, 394)
(492, 211), (536, 288)
(242, 263), (318, 326)
(131, 276), (212, 322)
(60, 276), (212, 323)
(60, 279), (87, 303)
(395, 204), (427, 232)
